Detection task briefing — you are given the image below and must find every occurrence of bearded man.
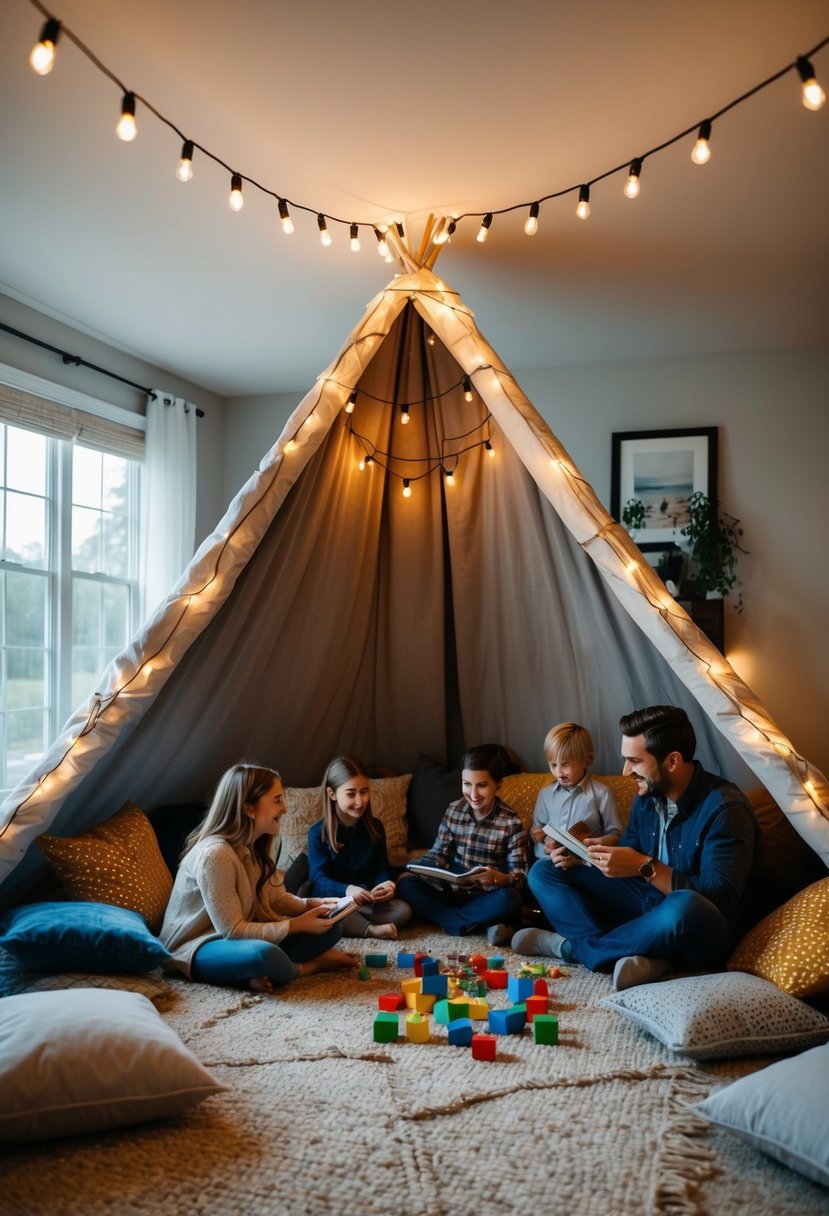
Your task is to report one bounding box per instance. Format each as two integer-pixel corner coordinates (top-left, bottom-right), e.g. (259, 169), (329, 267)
(512, 705), (761, 991)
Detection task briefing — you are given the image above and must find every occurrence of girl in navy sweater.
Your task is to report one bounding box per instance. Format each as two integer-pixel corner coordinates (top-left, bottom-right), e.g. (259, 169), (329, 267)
(307, 756), (412, 940)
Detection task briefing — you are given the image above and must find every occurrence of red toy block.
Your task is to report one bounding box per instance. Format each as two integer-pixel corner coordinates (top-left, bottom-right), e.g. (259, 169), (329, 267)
(378, 993), (406, 1012)
(533, 978), (550, 997)
(468, 953), (488, 974)
(471, 1032), (497, 1061)
(484, 969), (508, 989)
(525, 994), (549, 1021)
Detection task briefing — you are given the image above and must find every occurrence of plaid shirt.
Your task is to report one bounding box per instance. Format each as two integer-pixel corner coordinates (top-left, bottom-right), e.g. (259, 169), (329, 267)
(419, 796), (527, 885)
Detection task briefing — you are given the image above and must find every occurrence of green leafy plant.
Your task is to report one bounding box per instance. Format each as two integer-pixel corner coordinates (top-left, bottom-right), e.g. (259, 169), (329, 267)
(679, 490), (747, 604)
(621, 497), (646, 534)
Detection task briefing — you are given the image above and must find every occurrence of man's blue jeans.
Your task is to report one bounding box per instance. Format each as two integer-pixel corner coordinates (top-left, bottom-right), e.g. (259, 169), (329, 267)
(192, 924), (342, 986)
(527, 858), (735, 972)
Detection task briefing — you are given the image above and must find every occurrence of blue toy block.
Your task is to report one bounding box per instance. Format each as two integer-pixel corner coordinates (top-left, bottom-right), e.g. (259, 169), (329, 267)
(420, 958), (440, 976)
(422, 973), (449, 997)
(487, 955), (505, 970)
(365, 953), (388, 968)
(488, 1006), (527, 1036)
(507, 975), (535, 1003)
(447, 1017), (474, 1047)
(397, 951), (417, 968)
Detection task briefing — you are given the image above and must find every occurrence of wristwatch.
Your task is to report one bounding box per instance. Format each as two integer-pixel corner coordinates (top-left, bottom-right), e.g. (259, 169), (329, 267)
(639, 855), (657, 881)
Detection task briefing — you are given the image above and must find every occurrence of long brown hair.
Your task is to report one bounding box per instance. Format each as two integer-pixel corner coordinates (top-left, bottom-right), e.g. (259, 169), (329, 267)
(320, 756), (383, 853)
(185, 763), (281, 894)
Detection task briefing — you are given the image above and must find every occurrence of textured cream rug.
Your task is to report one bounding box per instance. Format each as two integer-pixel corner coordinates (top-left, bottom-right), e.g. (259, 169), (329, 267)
(3, 931), (826, 1216)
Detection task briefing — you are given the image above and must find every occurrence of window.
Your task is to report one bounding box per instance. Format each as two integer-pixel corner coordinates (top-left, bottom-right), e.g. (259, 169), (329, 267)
(0, 422), (140, 793)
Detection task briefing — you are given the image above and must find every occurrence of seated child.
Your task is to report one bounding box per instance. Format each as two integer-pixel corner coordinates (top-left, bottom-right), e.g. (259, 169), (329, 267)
(307, 756), (413, 940)
(160, 763), (360, 990)
(528, 722), (623, 863)
(513, 722), (621, 953)
(397, 744), (527, 945)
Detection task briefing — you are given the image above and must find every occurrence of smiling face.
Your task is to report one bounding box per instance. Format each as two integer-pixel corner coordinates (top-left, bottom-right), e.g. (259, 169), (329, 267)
(621, 733), (672, 799)
(245, 777), (287, 842)
(328, 773), (371, 827)
(462, 769), (500, 818)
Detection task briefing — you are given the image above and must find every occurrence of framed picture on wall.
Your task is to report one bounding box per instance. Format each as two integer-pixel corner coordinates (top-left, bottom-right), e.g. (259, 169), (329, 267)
(611, 426), (718, 547)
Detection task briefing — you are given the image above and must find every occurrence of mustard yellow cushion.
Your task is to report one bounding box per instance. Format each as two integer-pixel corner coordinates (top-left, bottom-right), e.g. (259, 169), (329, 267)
(728, 877), (829, 999)
(500, 773), (637, 831)
(36, 802), (173, 934)
(280, 775), (412, 869)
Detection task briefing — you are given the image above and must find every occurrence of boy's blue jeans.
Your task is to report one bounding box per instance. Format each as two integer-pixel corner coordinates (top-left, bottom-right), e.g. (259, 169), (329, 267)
(527, 859), (735, 972)
(400, 875), (522, 936)
(191, 924), (342, 986)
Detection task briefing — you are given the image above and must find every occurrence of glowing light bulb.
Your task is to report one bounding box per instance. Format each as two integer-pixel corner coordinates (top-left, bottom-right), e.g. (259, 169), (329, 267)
(626, 560), (639, 574)
(229, 172), (244, 211)
(358, 457), (366, 471)
(445, 468), (456, 487)
(691, 120), (712, 165)
(434, 220), (450, 245)
(426, 331), (435, 347)
(116, 92), (137, 142)
(402, 479), (412, 498)
(142, 663), (154, 677)
(624, 158), (641, 199)
(278, 198), (294, 234)
(29, 18), (60, 75)
(284, 439), (297, 453)
(476, 213), (493, 243)
(400, 407), (410, 425)
(176, 140), (194, 183)
(374, 228), (389, 257)
(485, 440), (495, 458)
(462, 376), (473, 402)
(524, 202), (540, 236)
(317, 213), (332, 246)
(350, 223), (361, 253)
(345, 390), (357, 415)
(797, 57), (826, 110)
(576, 185), (590, 219)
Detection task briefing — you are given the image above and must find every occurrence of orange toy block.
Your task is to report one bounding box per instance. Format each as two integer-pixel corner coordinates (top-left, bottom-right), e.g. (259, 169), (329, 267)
(378, 993), (406, 1012)
(471, 1032), (497, 1060)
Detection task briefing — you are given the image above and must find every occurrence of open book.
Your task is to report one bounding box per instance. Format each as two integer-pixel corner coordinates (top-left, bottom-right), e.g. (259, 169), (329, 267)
(405, 863), (488, 888)
(323, 895), (359, 923)
(542, 822), (595, 866)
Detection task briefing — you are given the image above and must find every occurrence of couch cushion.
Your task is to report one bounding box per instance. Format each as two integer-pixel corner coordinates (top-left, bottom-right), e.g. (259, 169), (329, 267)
(280, 775), (412, 868)
(728, 877), (829, 998)
(35, 801), (173, 933)
(406, 754), (462, 848)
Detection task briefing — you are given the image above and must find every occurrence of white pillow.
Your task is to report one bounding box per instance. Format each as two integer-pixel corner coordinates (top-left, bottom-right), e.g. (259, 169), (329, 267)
(693, 1042), (829, 1187)
(280, 774), (412, 867)
(0, 988), (225, 1141)
(600, 971), (829, 1060)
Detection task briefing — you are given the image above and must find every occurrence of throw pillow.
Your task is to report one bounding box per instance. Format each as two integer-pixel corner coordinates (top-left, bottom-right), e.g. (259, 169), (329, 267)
(280, 775), (412, 868)
(728, 877), (829, 999)
(0, 988), (224, 1142)
(499, 773), (554, 829)
(36, 801), (174, 933)
(693, 1042), (829, 1187)
(600, 971), (829, 1060)
(406, 754), (461, 848)
(0, 901), (171, 975)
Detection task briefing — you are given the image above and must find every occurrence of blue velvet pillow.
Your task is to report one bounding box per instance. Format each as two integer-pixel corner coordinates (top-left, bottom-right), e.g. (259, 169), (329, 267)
(0, 902), (171, 975)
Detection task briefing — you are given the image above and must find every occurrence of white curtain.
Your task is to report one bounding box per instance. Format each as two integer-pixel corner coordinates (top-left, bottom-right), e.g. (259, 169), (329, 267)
(140, 391), (197, 618)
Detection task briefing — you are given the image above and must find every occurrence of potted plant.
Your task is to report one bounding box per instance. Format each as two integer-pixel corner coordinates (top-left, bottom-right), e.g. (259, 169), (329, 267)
(622, 498), (685, 586)
(679, 490), (747, 608)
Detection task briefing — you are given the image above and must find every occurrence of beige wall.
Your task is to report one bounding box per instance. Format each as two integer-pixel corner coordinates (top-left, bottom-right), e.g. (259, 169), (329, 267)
(224, 346), (829, 778)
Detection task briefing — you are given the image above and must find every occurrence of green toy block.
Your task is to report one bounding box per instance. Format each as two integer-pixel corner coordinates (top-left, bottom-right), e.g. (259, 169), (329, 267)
(358, 966), (371, 981)
(373, 1012), (399, 1043)
(533, 1013), (559, 1044)
(434, 998), (468, 1025)
(365, 953), (388, 968)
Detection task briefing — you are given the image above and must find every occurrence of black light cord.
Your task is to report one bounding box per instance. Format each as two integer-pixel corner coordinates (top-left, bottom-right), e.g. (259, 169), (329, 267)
(25, 0), (828, 238)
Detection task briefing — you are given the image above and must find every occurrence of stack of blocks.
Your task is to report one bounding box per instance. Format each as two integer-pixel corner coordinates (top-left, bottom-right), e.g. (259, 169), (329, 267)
(371, 949), (561, 1057)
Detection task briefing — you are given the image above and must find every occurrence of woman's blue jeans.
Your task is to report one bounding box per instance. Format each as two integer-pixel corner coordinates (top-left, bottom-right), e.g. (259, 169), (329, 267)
(192, 924), (342, 986)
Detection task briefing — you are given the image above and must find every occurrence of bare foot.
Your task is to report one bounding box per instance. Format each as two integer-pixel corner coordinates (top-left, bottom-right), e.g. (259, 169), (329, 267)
(366, 923), (398, 940)
(248, 977), (274, 993)
(299, 950), (361, 977)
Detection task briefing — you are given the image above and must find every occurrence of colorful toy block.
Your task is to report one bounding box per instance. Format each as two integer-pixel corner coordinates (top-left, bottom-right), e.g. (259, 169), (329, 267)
(447, 1017), (474, 1047)
(413, 992), (437, 1014)
(507, 975), (535, 1003)
(525, 995), (549, 1021)
(533, 978), (550, 996)
(465, 997), (489, 1020)
(421, 973), (449, 997)
(378, 993), (406, 1012)
(401, 977), (422, 995)
(468, 953), (488, 974)
(488, 1006), (526, 1036)
(433, 998), (471, 1026)
(487, 955), (505, 969)
(365, 953), (388, 968)
(533, 1013), (559, 1045)
(358, 966), (371, 981)
(484, 969), (509, 990)
(420, 958), (440, 976)
(471, 1032), (497, 1061)
(397, 951), (417, 969)
(405, 1013), (431, 1043)
(373, 1012), (399, 1042)
(414, 953), (434, 977)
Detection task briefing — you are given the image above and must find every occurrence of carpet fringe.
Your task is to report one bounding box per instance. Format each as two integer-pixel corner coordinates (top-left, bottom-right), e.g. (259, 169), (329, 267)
(650, 1068), (718, 1216)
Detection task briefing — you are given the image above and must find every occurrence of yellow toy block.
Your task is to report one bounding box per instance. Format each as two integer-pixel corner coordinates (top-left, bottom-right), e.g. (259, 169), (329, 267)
(466, 997), (489, 1020)
(405, 1013), (431, 1043)
(401, 977), (423, 995)
(413, 992), (437, 1014)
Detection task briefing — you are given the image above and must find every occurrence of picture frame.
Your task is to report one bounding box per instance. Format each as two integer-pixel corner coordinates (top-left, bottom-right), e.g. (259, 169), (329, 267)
(611, 426), (718, 548)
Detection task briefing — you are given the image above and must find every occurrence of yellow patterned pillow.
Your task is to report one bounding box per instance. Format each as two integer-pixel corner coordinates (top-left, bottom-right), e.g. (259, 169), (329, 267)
(728, 877), (829, 998)
(280, 775), (412, 869)
(500, 773), (638, 831)
(36, 802), (173, 934)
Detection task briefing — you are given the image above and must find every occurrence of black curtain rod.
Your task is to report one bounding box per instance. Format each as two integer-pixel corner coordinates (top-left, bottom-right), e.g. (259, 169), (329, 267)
(0, 321), (204, 417)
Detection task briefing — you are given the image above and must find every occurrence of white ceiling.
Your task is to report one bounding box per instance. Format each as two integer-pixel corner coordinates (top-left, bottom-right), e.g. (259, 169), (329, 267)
(1, 0), (827, 398)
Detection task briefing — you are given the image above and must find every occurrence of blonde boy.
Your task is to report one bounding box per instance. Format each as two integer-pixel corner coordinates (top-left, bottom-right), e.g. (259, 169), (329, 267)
(529, 723), (622, 863)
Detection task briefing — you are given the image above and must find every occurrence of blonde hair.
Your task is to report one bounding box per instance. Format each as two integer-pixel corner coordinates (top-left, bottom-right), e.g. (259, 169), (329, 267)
(185, 763), (281, 894)
(543, 723), (594, 768)
(320, 756), (383, 853)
